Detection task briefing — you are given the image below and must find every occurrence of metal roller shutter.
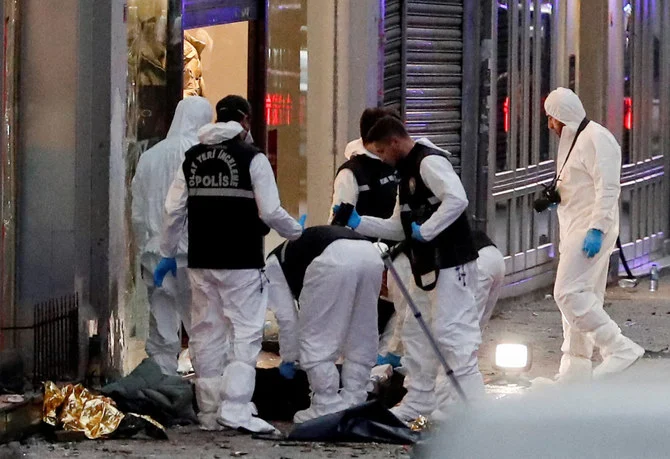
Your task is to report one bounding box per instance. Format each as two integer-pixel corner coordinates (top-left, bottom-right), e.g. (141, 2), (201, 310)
(383, 0), (404, 113)
(384, 0), (464, 159)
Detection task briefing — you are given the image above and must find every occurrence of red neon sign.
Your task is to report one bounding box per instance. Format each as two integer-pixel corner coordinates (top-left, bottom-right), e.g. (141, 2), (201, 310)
(624, 97), (633, 130)
(265, 93), (293, 127)
(503, 97), (510, 132)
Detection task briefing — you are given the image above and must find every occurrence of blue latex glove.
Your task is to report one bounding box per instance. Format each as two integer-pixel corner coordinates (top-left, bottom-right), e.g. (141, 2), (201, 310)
(153, 257), (177, 287)
(582, 229), (604, 258)
(386, 353), (402, 368)
(298, 214), (307, 229)
(332, 205), (361, 229)
(411, 222), (427, 242)
(278, 361), (296, 380)
(377, 353), (402, 368)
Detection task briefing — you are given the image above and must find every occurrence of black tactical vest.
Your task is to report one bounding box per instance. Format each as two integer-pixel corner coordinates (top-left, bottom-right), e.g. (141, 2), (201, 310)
(472, 230), (496, 252)
(337, 154), (397, 219)
(269, 226), (368, 298)
(183, 138), (270, 269)
(397, 143), (478, 289)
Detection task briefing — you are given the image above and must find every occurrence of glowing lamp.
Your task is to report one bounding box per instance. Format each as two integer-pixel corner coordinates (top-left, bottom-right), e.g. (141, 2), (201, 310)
(494, 343), (532, 373)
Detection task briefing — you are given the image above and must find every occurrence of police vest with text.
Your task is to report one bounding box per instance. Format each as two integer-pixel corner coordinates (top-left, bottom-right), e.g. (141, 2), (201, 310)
(397, 143), (478, 290)
(337, 154), (398, 219)
(183, 139), (270, 269)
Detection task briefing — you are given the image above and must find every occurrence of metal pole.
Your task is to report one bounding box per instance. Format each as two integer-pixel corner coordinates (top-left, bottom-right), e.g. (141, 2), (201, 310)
(380, 248), (468, 402)
(1, 0), (20, 350)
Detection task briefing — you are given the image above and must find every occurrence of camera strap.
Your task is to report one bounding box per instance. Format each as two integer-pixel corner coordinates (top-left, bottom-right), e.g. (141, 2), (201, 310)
(554, 117), (590, 185)
(616, 237), (636, 280)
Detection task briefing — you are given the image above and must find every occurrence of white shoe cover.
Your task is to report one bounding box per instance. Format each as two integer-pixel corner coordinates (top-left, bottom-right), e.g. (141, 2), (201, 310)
(293, 396), (347, 424)
(340, 361), (373, 409)
(217, 402), (277, 433)
(390, 401), (426, 424)
(216, 361), (278, 434)
(194, 376), (226, 431)
(593, 339), (645, 379)
(199, 412), (226, 431)
(390, 388), (437, 423)
(557, 355), (593, 383)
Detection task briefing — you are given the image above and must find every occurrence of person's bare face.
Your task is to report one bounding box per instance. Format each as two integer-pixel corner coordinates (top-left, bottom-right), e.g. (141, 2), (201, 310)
(547, 115), (564, 137)
(370, 139), (399, 166)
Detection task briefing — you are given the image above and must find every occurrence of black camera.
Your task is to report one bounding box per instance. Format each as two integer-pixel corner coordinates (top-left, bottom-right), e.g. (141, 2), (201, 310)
(533, 184), (561, 213)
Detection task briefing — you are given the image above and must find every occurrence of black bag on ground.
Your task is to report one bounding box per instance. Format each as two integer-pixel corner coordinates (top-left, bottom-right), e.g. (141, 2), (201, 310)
(287, 400), (420, 444)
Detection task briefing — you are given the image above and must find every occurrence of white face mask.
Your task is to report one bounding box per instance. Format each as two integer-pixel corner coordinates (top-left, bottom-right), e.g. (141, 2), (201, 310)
(244, 131), (255, 145)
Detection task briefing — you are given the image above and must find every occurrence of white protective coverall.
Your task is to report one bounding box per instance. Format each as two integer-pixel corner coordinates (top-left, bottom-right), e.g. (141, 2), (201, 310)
(355, 151), (485, 422)
(131, 96), (213, 375)
(160, 120), (303, 432)
(331, 138), (444, 357)
(476, 244), (506, 329)
(266, 238), (384, 423)
(545, 87), (644, 382)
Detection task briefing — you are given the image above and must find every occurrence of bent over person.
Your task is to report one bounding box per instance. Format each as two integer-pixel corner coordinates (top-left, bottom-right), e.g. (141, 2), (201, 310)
(265, 226), (384, 423)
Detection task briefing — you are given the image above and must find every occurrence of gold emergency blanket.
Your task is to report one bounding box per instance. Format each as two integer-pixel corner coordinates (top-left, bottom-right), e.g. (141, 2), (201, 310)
(409, 415), (430, 432)
(43, 381), (125, 439)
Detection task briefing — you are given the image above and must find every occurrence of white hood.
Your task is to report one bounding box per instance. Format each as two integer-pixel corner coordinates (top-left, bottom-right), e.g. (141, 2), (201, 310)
(131, 96), (213, 264)
(415, 137), (452, 157)
(344, 138), (375, 160)
(165, 96), (213, 162)
(544, 87), (586, 132)
(198, 121), (246, 145)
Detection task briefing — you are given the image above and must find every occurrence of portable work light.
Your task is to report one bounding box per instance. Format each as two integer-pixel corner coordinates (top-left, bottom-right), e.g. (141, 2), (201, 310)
(494, 343), (532, 373)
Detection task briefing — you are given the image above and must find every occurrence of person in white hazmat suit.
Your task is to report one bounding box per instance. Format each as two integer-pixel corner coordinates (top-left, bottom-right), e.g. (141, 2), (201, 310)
(472, 230), (506, 329)
(380, 230), (505, 365)
(131, 96), (213, 375)
(330, 107), (403, 366)
(331, 108), (457, 367)
(338, 115), (485, 423)
(155, 95), (303, 433)
(544, 87), (644, 382)
(265, 225), (384, 423)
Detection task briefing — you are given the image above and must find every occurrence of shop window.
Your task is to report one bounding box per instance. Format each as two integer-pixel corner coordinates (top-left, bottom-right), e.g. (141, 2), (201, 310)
(268, 0), (308, 217)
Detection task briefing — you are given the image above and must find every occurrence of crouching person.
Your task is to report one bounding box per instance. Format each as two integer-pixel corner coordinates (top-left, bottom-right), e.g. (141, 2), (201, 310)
(265, 226), (385, 423)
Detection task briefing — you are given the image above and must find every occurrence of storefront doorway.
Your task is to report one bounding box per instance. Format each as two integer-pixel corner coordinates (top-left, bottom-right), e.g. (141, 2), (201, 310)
(182, 0), (267, 148)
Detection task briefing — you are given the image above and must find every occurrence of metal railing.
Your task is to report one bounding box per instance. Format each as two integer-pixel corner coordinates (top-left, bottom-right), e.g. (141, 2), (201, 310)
(33, 294), (79, 384)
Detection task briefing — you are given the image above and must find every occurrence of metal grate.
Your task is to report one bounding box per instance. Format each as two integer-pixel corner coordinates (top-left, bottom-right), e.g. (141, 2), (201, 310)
(33, 294), (79, 384)
(383, 0), (464, 158)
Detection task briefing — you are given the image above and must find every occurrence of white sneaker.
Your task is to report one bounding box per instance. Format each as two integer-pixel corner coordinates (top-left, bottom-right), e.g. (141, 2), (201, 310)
(593, 340), (645, 379)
